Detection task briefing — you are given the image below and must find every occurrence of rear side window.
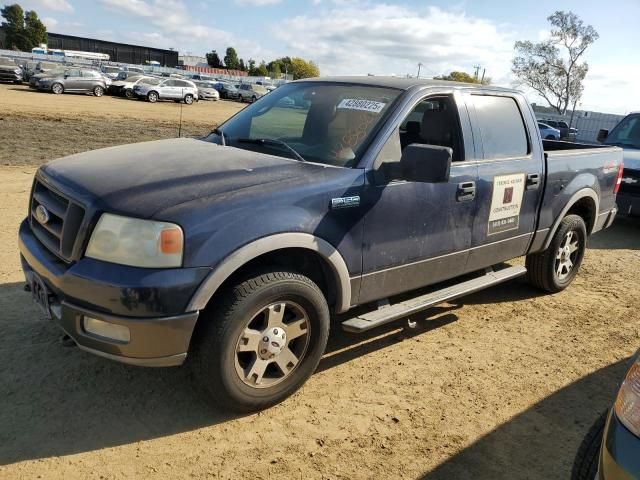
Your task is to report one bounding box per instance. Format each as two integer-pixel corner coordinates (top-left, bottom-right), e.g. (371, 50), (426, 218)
(471, 95), (529, 159)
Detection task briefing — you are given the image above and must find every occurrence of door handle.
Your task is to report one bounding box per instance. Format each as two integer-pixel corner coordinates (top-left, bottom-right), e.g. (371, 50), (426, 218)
(457, 181), (476, 202)
(527, 173), (541, 190)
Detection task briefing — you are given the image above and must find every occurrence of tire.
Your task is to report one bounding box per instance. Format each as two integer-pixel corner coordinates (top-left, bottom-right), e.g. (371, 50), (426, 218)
(147, 91), (158, 103)
(526, 214), (587, 292)
(93, 85), (104, 97)
(184, 94), (194, 105)
(252, 95), (257, 103)
(51, 82), (63, 95)
(571, 410), (607, 480)
(124, 88), (134, 99)
(191, 269), (330, 412)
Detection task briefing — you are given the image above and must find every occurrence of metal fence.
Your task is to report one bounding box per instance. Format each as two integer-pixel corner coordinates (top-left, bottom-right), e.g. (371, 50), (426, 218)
(534, 108), (625, 144)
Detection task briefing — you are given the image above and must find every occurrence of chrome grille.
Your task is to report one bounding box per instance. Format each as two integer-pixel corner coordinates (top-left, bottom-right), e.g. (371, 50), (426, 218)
(30, 179), (85, 261)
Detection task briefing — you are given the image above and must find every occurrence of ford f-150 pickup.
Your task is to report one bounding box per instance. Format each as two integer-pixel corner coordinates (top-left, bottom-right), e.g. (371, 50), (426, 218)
(19, 77), (624, 411)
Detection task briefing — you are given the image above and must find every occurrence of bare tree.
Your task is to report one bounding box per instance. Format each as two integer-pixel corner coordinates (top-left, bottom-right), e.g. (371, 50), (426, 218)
(512, 11), (598, 114)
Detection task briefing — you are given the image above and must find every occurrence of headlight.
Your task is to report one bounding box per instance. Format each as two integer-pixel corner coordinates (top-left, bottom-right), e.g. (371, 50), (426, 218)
(85, 213), (183, 268)
(615, 354), (640, 436)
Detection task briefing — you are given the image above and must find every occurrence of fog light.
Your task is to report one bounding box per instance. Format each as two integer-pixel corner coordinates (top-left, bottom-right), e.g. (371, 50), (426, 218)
(83, 316), (130, 343)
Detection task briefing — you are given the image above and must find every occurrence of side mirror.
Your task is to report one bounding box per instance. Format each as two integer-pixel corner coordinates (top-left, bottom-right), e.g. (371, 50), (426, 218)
(400, 144), (452, 183)
(597, 129), (609, 143)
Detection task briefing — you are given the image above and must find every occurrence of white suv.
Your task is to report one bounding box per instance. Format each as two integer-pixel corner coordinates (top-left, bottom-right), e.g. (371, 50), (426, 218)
(133, 78), (198, 104)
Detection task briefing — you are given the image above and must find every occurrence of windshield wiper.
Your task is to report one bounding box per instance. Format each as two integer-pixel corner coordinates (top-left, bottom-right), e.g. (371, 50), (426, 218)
(212, 127), (226, 146)
(237, 138), (306, 162)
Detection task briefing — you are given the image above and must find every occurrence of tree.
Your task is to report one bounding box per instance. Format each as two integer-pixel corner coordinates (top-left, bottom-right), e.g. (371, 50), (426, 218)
(224, 46), (239, 70)
(247, 58), (257, 75)
(1, 4), (27, 50)
(24, 10), (46, 47)
(512, 11), (598, 114)
(289, 57), (319, 79)
(255, 60), (268, 77)
(272, 62), (281, 79)
(434, 71), (490, 85)
(206, 50), (222, 68)
(238, 58), (246, 72)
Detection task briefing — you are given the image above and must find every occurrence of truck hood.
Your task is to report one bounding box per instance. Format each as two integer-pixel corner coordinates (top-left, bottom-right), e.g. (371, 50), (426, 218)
(40, 138), (326, 218)
(621, 148), (640, 171)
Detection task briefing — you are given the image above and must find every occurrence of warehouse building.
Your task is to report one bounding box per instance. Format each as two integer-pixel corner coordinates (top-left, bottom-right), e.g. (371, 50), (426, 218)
(0, 28), (178, 67)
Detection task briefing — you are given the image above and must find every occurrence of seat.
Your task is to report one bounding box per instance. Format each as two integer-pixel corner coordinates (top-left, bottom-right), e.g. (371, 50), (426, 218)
(401, 121), (421, 149)
(420, 108), (453, 148)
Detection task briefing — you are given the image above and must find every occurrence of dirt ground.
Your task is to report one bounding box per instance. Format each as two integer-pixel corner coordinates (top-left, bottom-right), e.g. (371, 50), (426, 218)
(1, 82), (639, 479)
(0, 83), (244, 165)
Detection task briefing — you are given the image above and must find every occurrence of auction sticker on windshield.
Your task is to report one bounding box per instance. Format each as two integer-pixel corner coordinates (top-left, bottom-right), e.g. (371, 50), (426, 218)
(337, 98), (386, 113)
(488, 173), (525, 235)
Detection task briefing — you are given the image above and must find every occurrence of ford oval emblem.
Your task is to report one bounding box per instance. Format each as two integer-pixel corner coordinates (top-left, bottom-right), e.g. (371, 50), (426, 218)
(35, 205), (50, 225)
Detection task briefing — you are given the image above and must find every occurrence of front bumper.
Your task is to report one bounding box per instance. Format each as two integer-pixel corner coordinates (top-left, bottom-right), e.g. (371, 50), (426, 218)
(19, 219), (209, 366)
(599, 410), (640, 480)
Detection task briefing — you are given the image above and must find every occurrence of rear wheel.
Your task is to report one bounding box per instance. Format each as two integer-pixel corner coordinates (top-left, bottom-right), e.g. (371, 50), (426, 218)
(184, 94), (194, 105)
(147, 91), (158, 103)
(93, 85), (104, 97)
(571, 410), (607, 480)
(51, 82), (63, 95)
(191, 270), (330, 412)
(526, 214), (587, 292)
(251, 95), (257, 103)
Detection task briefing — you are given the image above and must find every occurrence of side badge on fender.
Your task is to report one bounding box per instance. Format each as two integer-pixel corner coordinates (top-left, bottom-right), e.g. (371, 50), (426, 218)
(331, 196), (360, 209)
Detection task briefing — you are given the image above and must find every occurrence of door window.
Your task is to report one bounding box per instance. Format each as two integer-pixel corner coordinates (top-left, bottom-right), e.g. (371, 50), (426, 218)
(470, 95), (529, 159)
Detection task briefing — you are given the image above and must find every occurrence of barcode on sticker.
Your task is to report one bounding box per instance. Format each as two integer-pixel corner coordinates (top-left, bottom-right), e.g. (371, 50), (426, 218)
(337, 98), (386, 113)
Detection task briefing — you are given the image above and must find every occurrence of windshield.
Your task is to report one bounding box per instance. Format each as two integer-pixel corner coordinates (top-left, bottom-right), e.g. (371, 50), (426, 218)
(211, 82), (401, 167)
(139, 77), (160, 85)
(604, 114), (640, 149)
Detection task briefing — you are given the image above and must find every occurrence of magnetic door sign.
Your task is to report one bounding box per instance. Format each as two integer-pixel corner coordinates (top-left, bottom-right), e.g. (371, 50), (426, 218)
(488, 173), (526, 235)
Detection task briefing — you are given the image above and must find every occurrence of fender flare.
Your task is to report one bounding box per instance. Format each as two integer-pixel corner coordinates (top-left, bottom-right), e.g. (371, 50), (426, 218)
(541, 188), (599, 251)
(186, 233), (352, 314)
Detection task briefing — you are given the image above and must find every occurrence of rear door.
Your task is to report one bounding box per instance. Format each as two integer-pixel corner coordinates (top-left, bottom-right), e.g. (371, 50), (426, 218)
(464, 92), (544, 271)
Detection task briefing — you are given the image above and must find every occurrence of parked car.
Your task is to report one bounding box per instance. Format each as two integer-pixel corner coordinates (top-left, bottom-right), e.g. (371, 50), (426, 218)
(133, 77), (198, 104)
(599, 113), (640, 216)
(572, 350), (640, 480)
(194, 81), (220, 101)
(544, 119), (578, 141)
(36, 68), (109, 96)
(214, 81), (239, 100)
(237, 83), (268, 102)
(29, 68), (66, 88)
(188, 73), (215, 82)
(0, 57), (23, 83)
(109, 75), (161, 99)
(101, 65), (122, 80)
(18, 77), (623, 412)
(538, 122), (561, 140)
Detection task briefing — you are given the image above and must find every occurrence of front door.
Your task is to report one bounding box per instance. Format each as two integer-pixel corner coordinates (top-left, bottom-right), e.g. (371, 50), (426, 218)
(358, 92), (479, 304)
(464, 92), (544, 271)
(64, 69), (82, 90)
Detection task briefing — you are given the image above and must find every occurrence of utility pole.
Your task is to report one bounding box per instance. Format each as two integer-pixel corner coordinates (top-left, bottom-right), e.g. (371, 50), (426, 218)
(417, 62), (423, 78)
(480, 68), (486, 84)
(473, 65), (481, 80)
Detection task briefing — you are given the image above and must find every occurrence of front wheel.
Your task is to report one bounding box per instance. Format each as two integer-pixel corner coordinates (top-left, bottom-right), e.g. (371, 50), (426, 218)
(93, 85), (104, 97)
(147, 91), (158, 103)
(191, 270), (330, 412)
(571, 410), (607, 480)
(184, 94), (194, 105)
(526, 214), (587, 292)
(124, 88), (134, 99)
(251, 95), (257, 103)
(51, 82), (63, 95)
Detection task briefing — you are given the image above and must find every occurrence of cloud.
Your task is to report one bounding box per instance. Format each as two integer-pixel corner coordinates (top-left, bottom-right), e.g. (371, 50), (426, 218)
(235, 0), (282, 5)
(42, 16), (59, 29)
(275, 4), (515, 80)
(19, 0), (74, 13)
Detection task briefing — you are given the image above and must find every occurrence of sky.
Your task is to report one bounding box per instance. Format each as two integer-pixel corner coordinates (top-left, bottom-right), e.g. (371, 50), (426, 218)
(8, 0), (640, 114)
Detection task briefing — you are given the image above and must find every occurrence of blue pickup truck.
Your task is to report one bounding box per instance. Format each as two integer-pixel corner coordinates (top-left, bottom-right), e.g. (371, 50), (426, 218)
(19, 77), (623, 411)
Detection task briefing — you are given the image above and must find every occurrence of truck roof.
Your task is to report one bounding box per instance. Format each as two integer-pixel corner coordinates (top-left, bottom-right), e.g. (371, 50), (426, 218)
(298, 75), (519, 93)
